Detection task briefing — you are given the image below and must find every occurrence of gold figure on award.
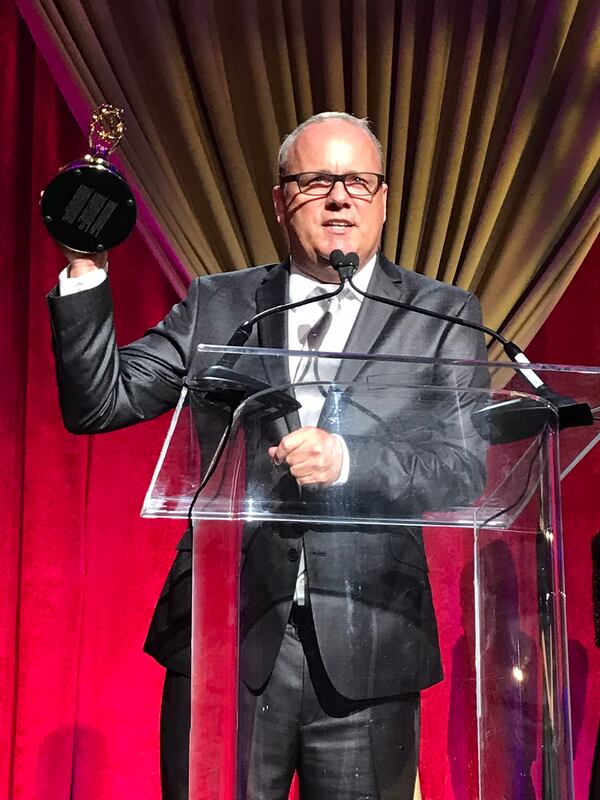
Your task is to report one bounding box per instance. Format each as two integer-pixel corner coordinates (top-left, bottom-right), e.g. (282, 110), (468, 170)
(41, 103), (137, 254)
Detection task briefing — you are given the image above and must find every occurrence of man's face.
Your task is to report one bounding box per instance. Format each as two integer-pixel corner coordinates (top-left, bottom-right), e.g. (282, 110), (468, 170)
(273, 120), (387, 282)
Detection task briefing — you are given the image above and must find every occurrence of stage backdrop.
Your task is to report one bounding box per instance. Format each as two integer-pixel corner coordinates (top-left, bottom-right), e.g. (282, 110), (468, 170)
(17, 0), (600, 357)
(1, 1), (598, 798)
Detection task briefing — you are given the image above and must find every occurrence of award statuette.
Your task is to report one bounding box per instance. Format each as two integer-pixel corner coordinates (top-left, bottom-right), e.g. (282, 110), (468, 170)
(40, 104), (137, 254)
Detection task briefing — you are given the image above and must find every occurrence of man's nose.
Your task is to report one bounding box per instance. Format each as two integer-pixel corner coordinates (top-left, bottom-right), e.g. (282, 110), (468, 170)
(326, 178), (351, 205)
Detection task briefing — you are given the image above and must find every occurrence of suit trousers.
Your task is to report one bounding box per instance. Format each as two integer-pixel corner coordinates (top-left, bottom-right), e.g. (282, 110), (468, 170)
(239, 604), (419, 800)
(159, 607), (419, 800)
(160, 669), (191, 800)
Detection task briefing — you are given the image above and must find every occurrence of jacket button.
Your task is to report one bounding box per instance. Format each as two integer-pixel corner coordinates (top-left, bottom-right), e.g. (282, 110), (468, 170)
(287, 547), (299, 562)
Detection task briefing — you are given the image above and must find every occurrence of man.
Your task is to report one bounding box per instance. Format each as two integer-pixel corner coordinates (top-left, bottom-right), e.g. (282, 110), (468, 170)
(48, 112), (488, 799)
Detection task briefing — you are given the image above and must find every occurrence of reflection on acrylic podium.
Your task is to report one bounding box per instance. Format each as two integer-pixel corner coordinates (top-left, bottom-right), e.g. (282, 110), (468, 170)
(143, 345), (600, 800)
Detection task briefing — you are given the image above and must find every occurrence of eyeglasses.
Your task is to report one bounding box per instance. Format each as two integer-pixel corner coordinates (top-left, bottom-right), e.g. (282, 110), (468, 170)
(279, 171), (384, 197)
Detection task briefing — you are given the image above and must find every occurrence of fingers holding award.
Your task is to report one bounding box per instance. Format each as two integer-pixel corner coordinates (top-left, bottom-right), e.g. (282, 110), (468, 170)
(40, 103), (137, 255)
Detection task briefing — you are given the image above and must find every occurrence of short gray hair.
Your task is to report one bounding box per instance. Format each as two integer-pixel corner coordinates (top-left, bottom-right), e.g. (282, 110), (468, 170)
(278, 111), (384, 174)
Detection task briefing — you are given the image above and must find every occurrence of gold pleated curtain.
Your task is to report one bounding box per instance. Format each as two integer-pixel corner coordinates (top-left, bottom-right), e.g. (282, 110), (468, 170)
(17, 0), (600, 355)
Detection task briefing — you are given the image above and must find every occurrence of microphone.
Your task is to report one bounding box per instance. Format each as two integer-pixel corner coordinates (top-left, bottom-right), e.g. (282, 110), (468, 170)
(328, 251), (593, 442)
(329, 249), (359, 281)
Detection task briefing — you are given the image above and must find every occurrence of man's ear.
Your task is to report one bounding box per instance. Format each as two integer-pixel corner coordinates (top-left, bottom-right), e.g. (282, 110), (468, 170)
(381, 182), (388, 225)
(272, 184), (285, 225)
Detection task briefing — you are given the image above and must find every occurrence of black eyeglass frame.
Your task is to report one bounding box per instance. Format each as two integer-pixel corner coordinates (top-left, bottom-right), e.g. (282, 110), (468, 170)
(279, 171), (385, 197)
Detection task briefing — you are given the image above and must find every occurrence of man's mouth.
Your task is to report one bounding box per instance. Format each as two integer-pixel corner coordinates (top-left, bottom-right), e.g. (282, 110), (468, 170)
(322, 220), (354, 230)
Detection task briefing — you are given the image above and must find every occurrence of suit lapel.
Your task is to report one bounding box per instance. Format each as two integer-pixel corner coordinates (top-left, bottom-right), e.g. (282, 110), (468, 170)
(255, 261), (301, 433)
(334, 253), (404, 387)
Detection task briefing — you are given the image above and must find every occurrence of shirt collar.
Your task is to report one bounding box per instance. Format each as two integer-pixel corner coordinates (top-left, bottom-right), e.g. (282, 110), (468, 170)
(288, 252), (378, 302)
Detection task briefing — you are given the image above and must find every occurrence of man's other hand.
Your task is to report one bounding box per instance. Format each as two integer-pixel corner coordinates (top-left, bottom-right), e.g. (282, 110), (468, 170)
(61, 246), (108, 277)
(268, 427), (343, 487)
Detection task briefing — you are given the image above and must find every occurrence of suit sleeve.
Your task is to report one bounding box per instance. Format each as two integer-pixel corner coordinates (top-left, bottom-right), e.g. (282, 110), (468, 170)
(47, 277), (201, 434)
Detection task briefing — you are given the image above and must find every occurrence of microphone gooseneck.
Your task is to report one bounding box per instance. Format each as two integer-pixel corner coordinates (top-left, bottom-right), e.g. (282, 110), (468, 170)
(190, 248), (593, 437)
(332, 249), (523, 359)
(330, 250), (592, 438)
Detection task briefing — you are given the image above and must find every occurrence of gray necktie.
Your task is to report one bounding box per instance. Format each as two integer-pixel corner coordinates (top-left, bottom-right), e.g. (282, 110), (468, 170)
(295, 290), (339, 398)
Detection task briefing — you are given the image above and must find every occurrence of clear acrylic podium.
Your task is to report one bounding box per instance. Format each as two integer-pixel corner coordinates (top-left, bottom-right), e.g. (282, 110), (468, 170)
(142, 344), (600, 800)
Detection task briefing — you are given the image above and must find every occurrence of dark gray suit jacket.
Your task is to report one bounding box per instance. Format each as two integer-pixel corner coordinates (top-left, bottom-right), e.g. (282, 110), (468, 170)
(47, 253), (488, 699)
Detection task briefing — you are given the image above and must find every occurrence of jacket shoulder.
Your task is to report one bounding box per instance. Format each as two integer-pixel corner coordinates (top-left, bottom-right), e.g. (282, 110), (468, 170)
(189, 262), (283, 292)
(380, 256), (477, 308)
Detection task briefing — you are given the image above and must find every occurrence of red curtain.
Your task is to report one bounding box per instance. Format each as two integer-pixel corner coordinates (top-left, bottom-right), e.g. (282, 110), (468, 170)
(1, 0), (598, 797)
(0, 2), (182, 798)
(418, 236), (600, 799)
(525, 236), (600, 799)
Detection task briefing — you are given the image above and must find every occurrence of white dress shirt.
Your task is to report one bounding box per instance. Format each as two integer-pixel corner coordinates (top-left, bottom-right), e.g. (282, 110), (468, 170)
(59, 264), (108, 295)
(286, 255), (376, 603)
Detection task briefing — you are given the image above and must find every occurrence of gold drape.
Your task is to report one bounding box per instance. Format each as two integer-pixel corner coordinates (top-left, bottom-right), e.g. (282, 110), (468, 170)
(17, 0), (600, 352)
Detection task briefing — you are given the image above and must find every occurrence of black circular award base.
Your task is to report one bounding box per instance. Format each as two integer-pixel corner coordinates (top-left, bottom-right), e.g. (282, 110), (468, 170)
(41, 156), (137, 254)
